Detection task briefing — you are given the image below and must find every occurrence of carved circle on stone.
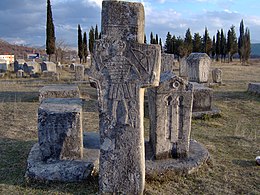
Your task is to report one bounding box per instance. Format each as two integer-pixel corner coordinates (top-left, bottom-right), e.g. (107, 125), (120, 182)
(171, 81), (180, 89)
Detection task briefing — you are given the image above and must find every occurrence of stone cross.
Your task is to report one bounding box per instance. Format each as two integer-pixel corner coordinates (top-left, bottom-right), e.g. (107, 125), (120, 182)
(87, 1), (161, 194)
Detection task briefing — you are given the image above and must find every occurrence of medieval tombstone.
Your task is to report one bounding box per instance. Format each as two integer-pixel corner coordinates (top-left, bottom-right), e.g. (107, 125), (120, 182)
(186, 53), (211, 83)
(39, 84), (81, 102)
(16, 69), (24, 78)
(87, 1), (161, 194)
(148, 72), (193, 159)
(212, 68), (222, 84)
(248, 82), (260, 95)
(41, 61), (57, 73)
(161, 53), (178, 72)
(179, 57), (188, 78)
(75, 64), (85, 81)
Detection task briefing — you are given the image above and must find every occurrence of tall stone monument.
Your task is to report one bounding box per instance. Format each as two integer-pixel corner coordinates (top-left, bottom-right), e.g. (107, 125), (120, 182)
(87, 1), (161, 194)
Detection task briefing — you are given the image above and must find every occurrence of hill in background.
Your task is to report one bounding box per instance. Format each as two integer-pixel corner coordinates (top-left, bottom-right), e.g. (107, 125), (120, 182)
(251, 43), (260, 58)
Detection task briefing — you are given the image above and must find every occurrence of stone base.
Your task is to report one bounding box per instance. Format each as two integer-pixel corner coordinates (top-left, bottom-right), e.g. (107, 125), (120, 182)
(145, 140), (211, 178)
(192, 107), (221, 119)
(25, 132), (100, 182)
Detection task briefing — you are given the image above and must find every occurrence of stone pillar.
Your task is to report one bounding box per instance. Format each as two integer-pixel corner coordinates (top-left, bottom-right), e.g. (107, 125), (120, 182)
(75, 64), (85, 81)
(38, 98), (83, 161)
(87, 1), (161, 194)
(212, 68), (222, 83)
(148, 72), (193, 159)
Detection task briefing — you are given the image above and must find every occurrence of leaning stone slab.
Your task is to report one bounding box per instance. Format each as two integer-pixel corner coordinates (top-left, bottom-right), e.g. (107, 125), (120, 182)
(39, 84), (80, 102)
(38, 98), (83, 161)
(248, 82), (260, 95)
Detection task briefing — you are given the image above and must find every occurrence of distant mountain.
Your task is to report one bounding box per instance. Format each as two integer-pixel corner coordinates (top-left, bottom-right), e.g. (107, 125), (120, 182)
(251, 43), (260, 58)
(0, 39), (46, 59)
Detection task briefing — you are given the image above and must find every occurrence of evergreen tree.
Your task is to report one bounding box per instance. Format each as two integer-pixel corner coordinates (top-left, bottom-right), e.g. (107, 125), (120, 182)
(184, 28), (193, 56)
(46, 0), (55, 62)
(171, 35), (177, 54)
(89, 26), (95, 53)
(155, 34), (159, 44)
(238, 20), (245, 62)
(83, 32), (88, 63)
(99, 32), (102, 39)
(144, 34), (147, 44)
(193, 33), (202, 52)
(165, 32), (172, 53)
(227, 25), (238, 62)
(78, 24), (83, 63)
(244, 28), (251, 63)
(220, 29), (227, 62)
(216, 30), (221, 61)
(203, 27), (212, 55)
(95, 24), (99, 40)
(176, 37), (186, 58)
(150, 32), (154, 44)
(159, 38), (162, 50)
(211, 36), (216, 59)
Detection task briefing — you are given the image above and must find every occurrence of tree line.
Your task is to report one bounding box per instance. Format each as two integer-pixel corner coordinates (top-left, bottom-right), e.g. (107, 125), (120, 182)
(161, 20), (251, 64)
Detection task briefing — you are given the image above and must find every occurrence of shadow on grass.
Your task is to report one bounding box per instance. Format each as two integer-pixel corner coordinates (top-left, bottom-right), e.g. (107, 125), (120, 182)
(0, 91), (39, 102)
(232, 159), (256, 167)
(214, 91), (260, 101)
(0, 138), (99, 194)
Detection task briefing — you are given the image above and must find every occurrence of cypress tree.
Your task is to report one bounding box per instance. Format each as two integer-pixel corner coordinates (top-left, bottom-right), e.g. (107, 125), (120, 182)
(244, 28), (251, 63)
(220, 29), (226, 62)
(227, 25), (238, 62)
(144, 34), (147, 44)
(193, 33), (202, 52)
(203, 27), (212, 56)
(78, 24), (83, 63)
(150, 32), (154, 44)
(89, 26), (95, 53)
(171, 35), (177, 54)
(95, 24), (99, 40)
(155, 34), (159, 44)
(211, 36), (216, 59)
(165, 32), (172, 53)
(83, 32), (88, 63)
(159, 38), (162, 50)
(216, 30), (221, 61)
(238, 20), (245, 62)
(184, 28), (193, 56)
(46, 0), (55, 62)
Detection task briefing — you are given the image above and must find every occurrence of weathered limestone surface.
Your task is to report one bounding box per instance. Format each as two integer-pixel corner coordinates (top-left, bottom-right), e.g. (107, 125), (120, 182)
(39, 85), (80, 102)
(148, 72), (193, 160)
(191, 82), (212, 112)
(187, 53), (211, 83)
(75, 64), (85, 81)
(248, 82), (260, 95)
(179, 57), (188, 78)
(161, 53), (178, 72)
(38, 98), (83, 161)
(212, 68), (222, 83)
(87, 1), (161, 194)
(41, 61), (57, 73)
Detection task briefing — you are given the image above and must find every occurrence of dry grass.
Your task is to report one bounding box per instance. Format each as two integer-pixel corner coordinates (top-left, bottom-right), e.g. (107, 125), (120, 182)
(0, 60), (259, 194)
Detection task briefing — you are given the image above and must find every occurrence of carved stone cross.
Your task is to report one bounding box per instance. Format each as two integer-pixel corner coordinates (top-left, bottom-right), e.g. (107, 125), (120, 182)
(88, 1), (161, 194)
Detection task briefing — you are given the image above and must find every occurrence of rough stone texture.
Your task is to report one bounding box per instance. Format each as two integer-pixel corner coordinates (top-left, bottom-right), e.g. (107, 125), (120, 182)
(39, 85), (80, 102)
(248, 83), (260, 95)
(87, 1), (161, 194)
(212, 68), (222, 83)
(179, 57), (188, 78)
(186, 53), (211, 83)
(25, 143), (94, 182)
(161, 53), (178, 72)
(41, 61), (57, 73)
(38, 98), (83, 161)
(148, 72), (193, 160)
(75, 64), (85, 81)
(145, 140), (211, 177)
(191, 82), (212, 112)
(23, 61), (41, 74)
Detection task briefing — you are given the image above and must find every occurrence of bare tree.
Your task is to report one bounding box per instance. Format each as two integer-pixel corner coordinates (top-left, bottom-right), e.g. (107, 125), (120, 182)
(55, 39), (68, 64)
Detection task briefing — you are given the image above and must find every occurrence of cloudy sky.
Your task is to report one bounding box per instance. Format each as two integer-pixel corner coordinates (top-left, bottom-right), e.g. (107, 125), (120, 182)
(0, 0), (259, 47)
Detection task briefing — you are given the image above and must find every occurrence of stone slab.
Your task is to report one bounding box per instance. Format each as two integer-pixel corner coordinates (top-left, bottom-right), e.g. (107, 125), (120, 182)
(248, 83), (260, 95)
(145, 140), (211, 177)
(192, 107), (221, 119)
(39, 85), (80, 102)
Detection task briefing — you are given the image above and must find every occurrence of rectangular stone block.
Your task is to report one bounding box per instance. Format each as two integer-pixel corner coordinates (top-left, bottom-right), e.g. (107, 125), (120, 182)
(248, 82), (260, 95)
(212, 68), (222, 83)
(75, 64), (85, 81)
(39, 85), (80, 102)
(38, 98), (83, 161)
(191, 82), (213, 112)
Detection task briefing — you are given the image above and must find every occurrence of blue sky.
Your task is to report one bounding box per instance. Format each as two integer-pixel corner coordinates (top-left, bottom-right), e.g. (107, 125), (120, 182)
(0, 0), (259, 47)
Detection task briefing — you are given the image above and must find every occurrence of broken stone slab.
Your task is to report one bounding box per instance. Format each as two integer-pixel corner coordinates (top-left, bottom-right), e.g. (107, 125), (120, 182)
(38, 98), (83, 161)
(148, 72), (193, 159)
(39, 84), (81, 102)
(186, 53), (211, 83)
(25, 143), (94, 182)
(248, 82), (260, 95)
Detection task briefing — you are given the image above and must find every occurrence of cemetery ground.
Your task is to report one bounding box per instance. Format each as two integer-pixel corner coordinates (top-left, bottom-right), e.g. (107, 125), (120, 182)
(0, 61), (259, 195)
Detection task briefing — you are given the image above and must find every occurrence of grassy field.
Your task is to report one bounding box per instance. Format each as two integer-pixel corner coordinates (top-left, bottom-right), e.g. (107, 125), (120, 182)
(0, 61), (259, 194)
